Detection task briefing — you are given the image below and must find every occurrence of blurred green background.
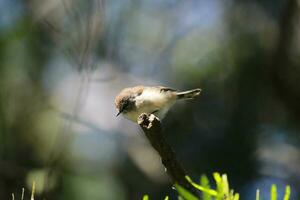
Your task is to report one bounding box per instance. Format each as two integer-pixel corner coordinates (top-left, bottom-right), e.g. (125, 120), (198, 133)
(1, 0), (300, 199)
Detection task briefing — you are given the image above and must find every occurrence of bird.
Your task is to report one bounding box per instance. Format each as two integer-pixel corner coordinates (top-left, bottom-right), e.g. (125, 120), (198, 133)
(115, 85), (201, 122)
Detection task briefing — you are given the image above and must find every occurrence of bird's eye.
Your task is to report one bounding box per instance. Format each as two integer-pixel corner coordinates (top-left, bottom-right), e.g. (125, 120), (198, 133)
(120, 101), (129, 113)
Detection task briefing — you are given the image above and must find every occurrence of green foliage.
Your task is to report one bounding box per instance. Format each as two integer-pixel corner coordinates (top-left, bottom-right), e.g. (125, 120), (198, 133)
(283, 186), (291, 200)
(143, 194), (149, 200)
(256, 185), (291, 200)
(200, 175), (212, 200)
(174, 184), (198, 200)
(12, 182), (35, 200)
(256, 190), (260, 200)
(271, 184), (277, 200)
(142, 194), (170, 200)
(184, 173), (239, 200)
(142, 173), (291, 200)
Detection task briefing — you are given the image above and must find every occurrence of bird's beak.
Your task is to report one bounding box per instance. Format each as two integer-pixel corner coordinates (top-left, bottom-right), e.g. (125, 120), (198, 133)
(116, 111), (121, 117)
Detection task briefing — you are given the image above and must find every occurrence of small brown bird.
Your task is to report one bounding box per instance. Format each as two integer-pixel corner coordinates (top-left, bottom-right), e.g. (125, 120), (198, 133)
(115, 86), (201, 122)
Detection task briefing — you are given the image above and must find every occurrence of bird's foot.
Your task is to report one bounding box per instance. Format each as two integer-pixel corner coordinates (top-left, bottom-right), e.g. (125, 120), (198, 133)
(138, 113), (160, 129)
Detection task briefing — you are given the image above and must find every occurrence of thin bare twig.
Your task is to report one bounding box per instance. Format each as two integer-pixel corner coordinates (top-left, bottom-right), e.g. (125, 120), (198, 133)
(138, 113), (199, 197)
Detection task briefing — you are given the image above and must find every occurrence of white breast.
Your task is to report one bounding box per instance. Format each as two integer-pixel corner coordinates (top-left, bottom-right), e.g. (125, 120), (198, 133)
(123, 87), (176, 122)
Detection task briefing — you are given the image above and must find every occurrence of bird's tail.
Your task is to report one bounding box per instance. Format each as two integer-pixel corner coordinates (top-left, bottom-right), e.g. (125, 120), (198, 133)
(176, 88), (201, 99)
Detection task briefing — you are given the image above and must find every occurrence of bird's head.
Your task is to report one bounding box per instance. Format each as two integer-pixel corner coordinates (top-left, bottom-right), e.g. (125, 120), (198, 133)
(115, 86), (144, 116)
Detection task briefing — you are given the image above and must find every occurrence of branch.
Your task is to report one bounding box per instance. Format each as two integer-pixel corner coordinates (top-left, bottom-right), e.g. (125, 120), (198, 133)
(138, 113), (199, 197)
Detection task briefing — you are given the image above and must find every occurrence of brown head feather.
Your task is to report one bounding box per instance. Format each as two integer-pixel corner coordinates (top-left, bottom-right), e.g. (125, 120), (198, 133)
(115, 85), (144, 109)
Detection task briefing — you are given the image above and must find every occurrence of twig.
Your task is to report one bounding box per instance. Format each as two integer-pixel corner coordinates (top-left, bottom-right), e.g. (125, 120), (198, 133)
(138, 113), (199, 197)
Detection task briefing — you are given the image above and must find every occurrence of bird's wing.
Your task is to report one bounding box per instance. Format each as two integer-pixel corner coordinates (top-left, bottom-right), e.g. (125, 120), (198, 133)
(158, 86), (177, 93)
